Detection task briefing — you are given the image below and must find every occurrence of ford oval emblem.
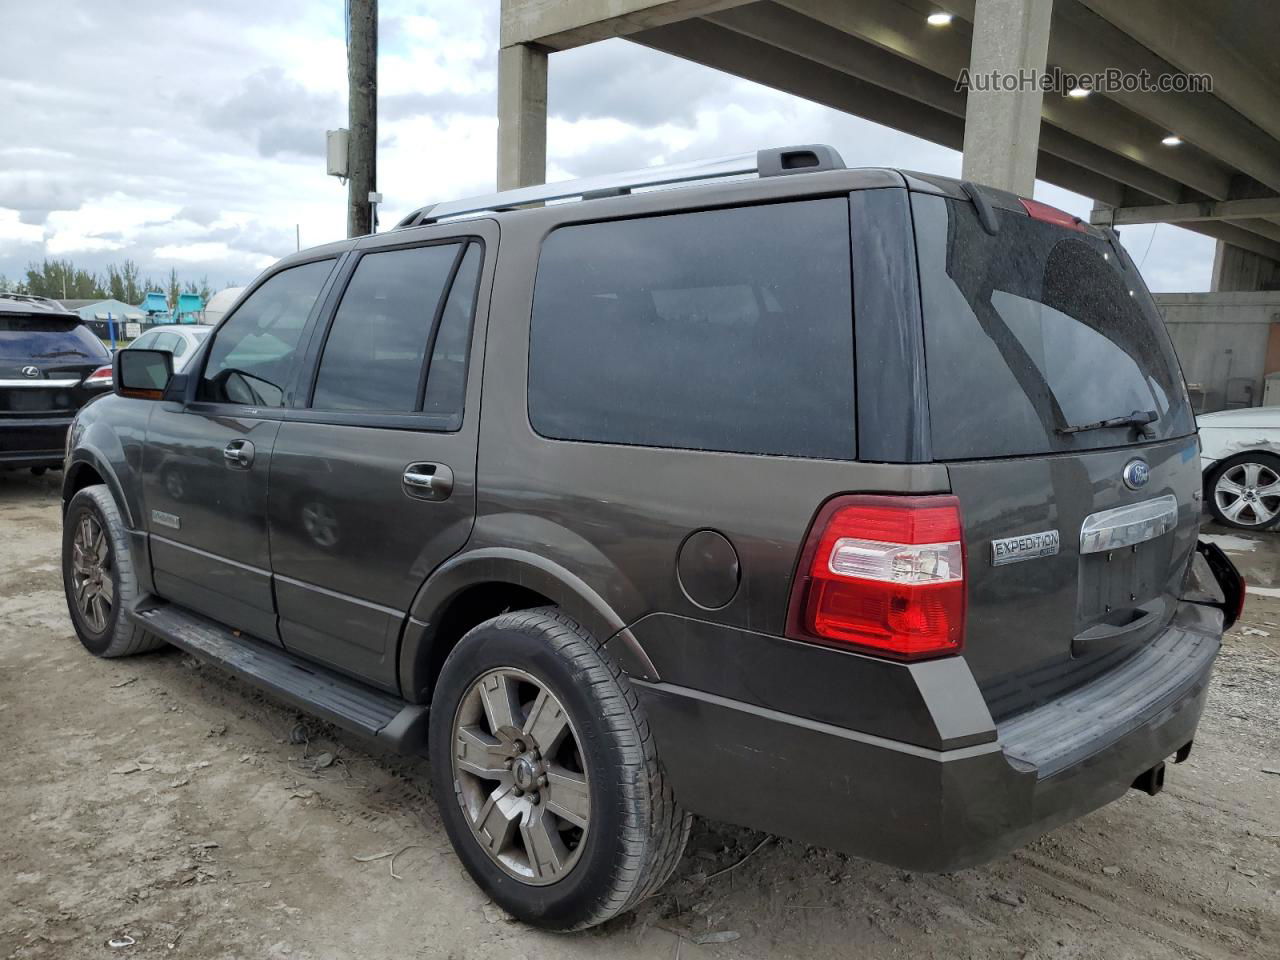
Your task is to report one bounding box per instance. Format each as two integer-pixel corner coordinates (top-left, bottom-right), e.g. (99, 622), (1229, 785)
(1123, 459), (1150, 490)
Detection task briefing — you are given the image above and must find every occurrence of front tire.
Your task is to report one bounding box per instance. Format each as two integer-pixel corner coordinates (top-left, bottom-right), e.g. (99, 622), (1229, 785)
(428, 607), (689, 930)
(1207, 452), (1280, 530)
(62, 485), (164, 657)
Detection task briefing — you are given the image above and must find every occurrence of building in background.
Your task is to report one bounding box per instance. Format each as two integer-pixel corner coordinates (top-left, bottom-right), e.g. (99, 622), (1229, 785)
(59, 298), (147, 341)
(202, 286), (245, 325)
(496, 0), (1280, 412)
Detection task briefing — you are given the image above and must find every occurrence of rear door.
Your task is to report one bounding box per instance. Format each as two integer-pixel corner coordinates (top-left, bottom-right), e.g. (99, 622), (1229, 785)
(143, 257), (339, 642)
(267, 224), (493, 691)
(911, 193), (1201, 719)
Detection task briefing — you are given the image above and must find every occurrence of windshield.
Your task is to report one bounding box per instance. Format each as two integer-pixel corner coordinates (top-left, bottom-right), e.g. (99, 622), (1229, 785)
(914, 194), (1194, 458)
(0, 315), (109, 361)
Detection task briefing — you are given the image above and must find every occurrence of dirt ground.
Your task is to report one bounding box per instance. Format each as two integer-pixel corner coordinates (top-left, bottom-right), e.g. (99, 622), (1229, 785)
(1, 469), (1277, 960)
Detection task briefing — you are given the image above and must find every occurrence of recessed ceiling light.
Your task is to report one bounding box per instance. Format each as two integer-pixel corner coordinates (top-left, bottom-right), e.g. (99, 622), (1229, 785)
(926, 12), (954, 26)
(1067, 86), (1091, 99)
(1161, 134), (1182, 146)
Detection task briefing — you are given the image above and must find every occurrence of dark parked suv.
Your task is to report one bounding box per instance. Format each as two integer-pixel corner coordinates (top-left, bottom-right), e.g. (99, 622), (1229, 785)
(60, 146), (1243, 930)
(2, 293), (113, 471)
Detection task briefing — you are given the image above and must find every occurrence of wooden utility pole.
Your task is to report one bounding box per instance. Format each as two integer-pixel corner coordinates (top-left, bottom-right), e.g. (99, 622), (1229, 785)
(346, 0), (377, 238)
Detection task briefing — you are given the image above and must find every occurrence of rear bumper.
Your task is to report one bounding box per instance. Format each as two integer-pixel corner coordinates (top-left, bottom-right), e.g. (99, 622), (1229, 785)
(0, 416), (72, 468)
(635, 600), (1222, 872)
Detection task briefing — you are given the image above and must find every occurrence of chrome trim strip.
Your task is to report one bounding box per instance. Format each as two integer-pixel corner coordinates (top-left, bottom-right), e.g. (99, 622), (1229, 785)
(1079, 494), (1179, 555)
(0, 378), (81, 387)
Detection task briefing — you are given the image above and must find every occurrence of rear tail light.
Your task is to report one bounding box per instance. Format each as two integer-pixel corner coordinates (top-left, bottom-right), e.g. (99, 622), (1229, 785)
(84, 365), (113, 388)
(1019, 197), (1086, 232)
(786, 495), (966, 660)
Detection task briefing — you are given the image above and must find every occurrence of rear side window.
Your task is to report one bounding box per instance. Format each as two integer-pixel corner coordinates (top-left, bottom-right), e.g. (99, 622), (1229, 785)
(528, 199), (855, 459)
(153, 332), (180, 353)
(311, 243), (460, 412)
(0, 315), (108, 361)
(422, 242), (483, 426)
(199, 259), (334, 407)
(914, 195), (1194, 458)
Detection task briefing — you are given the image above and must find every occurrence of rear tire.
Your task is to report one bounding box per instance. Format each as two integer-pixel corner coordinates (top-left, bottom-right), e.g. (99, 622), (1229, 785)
(62, 485), (164, 657)
(428, 607), (689, 930)
(1207, 452), (1280, 530)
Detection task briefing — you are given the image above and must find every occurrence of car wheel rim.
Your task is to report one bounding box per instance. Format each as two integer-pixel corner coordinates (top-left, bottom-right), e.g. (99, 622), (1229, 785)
(451, 667), (590, 885)
(1214, 461), (1280, 527)
(71, 513), (113, 632)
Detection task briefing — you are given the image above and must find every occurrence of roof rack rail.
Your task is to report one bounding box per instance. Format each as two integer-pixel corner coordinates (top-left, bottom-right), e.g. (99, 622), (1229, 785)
(397, 144), (844, 228)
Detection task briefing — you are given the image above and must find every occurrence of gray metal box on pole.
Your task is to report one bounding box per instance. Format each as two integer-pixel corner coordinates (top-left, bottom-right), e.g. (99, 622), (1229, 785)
(326, 129), (350, 178)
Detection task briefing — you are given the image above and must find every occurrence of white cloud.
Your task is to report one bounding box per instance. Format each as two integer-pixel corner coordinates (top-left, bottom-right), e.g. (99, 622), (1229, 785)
(0, 1), (1217, 294)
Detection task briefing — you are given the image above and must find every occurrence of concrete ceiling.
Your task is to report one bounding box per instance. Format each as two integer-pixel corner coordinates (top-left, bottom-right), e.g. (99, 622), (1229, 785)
(502, 0), (1280, 261)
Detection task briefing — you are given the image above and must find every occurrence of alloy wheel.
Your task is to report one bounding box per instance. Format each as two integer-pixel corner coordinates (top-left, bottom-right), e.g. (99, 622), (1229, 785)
(71, 513), (113, 632)
(1214, 460), (1280, 527)
(451, 668), (591, 885)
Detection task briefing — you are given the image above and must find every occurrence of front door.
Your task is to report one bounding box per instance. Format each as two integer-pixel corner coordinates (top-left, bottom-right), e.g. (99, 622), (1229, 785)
(143, 257), (340, 642)
(267, 225), (493, 691)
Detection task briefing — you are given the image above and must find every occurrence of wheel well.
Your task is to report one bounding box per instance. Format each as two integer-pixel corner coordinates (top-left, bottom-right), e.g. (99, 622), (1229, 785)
(421, 582), (553, 698)
(63, 462), (105, 510)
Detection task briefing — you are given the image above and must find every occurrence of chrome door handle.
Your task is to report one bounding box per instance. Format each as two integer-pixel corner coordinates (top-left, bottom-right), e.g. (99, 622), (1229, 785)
(403, 462), (453, 500)
(403, 471), (434, 490)
(223, 439), (254, 468)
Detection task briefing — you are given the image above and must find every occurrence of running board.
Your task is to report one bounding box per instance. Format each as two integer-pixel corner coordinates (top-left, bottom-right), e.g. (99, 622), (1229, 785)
(129, 604), (428, 754)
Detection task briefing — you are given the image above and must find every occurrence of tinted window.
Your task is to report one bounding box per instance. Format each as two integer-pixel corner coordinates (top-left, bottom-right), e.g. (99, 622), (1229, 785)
(198, 259), (334, 407)
(528, 200), (855, 459)
(152, 332), (180, 353)
(0, 315), (108, 361)
(422, 243), (482, 425)
(171, 335), (188, 358)
(311, 244), (459, 412)
(914, 195), (1194, 458)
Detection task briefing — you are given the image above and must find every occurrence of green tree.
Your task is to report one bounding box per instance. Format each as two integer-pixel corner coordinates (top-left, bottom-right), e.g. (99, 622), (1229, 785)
(105, 259), (143, 304)
(124, 261), (142, 304)
(23, 259), (105, 299)
(179, 275), (214, 304)
(166, 268), (180, 312)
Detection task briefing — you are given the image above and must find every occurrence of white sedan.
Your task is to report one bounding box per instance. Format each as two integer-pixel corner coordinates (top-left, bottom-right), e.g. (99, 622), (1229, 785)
(1199, 406), (1280, 529)
(123, 325), (211, 373)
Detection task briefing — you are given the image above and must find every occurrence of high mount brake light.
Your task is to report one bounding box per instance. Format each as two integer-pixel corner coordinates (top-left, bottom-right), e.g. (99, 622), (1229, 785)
(1019, 197), (1086, 232)
(786, 495), (966, 660)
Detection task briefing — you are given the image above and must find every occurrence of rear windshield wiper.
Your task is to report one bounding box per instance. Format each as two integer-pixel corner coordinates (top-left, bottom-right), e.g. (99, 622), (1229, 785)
(1057, 409), (1158, 437)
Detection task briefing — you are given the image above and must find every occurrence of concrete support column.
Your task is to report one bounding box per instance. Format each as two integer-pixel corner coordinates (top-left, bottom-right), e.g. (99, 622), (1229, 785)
(497, 43), (548, 190)
(960, 0), (1054, 196)
(1212, 240), (1280, 292)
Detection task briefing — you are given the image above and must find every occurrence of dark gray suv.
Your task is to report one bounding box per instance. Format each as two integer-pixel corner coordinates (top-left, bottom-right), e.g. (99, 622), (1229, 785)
(60, 146), (1243, 930)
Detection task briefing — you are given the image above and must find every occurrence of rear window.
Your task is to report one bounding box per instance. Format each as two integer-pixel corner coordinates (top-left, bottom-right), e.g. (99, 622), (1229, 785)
(0, 315), (108, 361)
(914, 194), (1194, 459)
(528, 199), (855, 460)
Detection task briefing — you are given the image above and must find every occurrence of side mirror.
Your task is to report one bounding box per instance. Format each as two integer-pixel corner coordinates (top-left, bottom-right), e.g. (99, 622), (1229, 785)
(115, 349), (173, 401)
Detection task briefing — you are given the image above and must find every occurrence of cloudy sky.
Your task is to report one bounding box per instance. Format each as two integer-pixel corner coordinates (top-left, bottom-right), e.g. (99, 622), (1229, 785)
(1, 0), (1214, 293)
